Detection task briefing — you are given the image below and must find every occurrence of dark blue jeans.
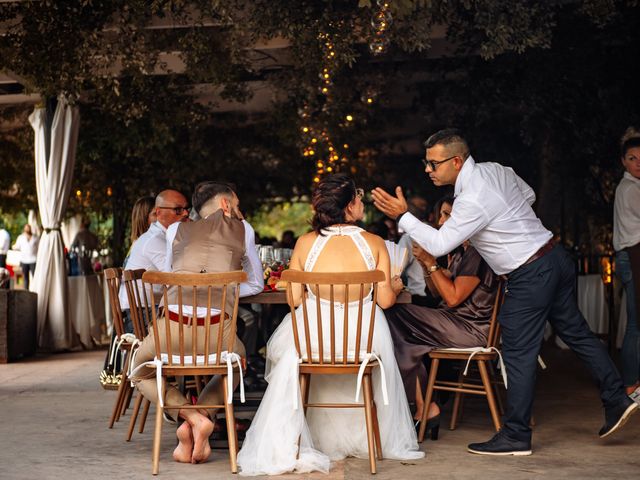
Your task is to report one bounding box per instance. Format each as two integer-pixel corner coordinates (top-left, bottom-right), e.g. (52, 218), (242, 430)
(499, 245), (626, 442)
(616, 250), (640, 387)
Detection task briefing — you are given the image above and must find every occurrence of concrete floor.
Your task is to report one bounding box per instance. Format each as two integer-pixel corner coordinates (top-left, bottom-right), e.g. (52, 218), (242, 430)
(0, 345), (639, 480)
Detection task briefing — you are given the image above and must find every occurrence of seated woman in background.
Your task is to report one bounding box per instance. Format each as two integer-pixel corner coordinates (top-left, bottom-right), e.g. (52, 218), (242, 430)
(385, 196), (498, 438)
(237, 174), (423, 476)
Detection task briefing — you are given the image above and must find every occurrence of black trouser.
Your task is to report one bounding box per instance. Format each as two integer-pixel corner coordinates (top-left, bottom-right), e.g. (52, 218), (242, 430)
(21, 262), (35, 290)
(499, 245), (626, 442)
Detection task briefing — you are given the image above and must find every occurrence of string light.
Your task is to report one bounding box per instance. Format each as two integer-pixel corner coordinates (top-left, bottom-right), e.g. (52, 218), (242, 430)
(369, 1), (393, 55)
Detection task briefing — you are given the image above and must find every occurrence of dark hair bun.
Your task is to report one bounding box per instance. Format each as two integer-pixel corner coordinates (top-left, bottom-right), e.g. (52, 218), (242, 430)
(311, 174), (356, 234)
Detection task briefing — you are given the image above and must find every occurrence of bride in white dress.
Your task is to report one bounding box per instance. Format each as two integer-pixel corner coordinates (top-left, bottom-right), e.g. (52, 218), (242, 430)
(237, 174), (424, 475)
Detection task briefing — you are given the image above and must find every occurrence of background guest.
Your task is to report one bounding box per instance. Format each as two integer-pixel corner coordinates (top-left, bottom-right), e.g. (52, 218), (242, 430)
(0, 220), (10, 269)
(613, 131), (640, 399)
(12, 224), (38, 290)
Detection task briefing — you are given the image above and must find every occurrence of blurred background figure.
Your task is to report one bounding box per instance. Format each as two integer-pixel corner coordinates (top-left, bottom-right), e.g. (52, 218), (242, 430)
(278, 229), (296, 249)
(0, 220), (9, 269)
(12, 224), (39, 290)
(71, 217), (100, 274)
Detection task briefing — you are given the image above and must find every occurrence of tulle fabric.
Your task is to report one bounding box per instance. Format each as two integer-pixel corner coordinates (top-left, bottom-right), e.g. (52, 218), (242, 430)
(236, 297), (424, 476)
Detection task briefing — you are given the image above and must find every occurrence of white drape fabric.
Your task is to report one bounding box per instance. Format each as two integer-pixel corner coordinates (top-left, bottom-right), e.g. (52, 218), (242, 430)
(29, 96), (80, 351)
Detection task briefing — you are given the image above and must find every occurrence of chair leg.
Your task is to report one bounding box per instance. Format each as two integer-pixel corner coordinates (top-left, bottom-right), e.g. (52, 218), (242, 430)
(418, 358), (439, 442)
(109, 370), (128, 428)
(152, 402), (163, 475)
(371, 398), (383, 460)
(139, 399), (151, 433)
(477, 360), (501, 432)
(488, 362), (505, 415)
(450, 371), (465, 430)
(126, 392), (144, 441)
(299, 373), (309, 414)
(120, 379), (134, 417)
(223, 376), (239, 473)
(362, 374), (377, 474)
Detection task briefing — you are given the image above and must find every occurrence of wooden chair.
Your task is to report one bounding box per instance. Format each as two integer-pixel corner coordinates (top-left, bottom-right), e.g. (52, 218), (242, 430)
(122, 268), (153, 441)
(141, 270), (247, 475)
(281, 269), (385, 474)
(104, 267), (133, 429)
(418, 281), (505, 442)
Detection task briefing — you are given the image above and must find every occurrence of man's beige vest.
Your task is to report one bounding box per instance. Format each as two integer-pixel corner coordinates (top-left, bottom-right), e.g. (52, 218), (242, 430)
(168, 210), (246, 322)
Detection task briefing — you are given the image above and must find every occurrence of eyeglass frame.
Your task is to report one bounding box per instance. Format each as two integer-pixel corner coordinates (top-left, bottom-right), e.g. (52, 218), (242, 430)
(355, 188), (364, 199)
(156, 205), (190, 215)
(421, 155), (459, 171)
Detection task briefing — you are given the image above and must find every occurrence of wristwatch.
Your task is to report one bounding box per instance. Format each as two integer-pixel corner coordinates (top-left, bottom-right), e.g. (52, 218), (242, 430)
(426, 264), (440, 276)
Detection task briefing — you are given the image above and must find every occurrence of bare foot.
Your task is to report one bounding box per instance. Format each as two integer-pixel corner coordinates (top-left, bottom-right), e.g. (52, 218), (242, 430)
(173, 422), (194, 463)
(190, 413), (214, 463)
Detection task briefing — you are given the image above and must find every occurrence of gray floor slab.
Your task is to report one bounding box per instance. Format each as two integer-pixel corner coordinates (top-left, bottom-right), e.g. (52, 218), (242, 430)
(0, 346), (638, 479)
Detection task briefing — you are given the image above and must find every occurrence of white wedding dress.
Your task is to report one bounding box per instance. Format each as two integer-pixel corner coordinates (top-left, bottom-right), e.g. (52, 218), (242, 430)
(237, 226), (424, 476)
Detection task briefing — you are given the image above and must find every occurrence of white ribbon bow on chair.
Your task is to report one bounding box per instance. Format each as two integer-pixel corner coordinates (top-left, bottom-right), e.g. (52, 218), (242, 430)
(129, 351), (245, 411)
(355, 352), (389, 406)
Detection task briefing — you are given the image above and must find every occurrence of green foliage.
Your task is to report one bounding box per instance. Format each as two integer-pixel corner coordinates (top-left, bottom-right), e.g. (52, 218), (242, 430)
(248, 202), (313, 240)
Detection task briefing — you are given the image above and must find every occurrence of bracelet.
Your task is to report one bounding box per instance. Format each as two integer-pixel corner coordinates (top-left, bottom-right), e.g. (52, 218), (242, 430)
(395, 211), (407, 224)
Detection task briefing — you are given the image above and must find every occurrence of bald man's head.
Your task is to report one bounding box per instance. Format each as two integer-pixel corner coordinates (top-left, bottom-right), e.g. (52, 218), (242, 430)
(154, 189), (189, 228)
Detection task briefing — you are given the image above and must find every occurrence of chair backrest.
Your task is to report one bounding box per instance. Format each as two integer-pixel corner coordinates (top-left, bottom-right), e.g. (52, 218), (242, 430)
(281, 269), (386, 366)
(123, 268), (151, 340)
(104, 267), (125, 337)
(141, 270), (247, 367)
(485, 280), (505, 349)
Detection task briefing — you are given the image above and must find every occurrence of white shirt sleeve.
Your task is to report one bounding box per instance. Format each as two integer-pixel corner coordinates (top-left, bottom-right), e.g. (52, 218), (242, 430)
(239, 220), (264, 297)
(399, 194), (490, 257)
(164, 223), (180, 272)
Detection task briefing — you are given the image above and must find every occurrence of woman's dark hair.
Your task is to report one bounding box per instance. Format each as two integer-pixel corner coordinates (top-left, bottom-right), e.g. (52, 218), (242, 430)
(311, 174), (357, 234)
(621, 136), (640, 158)
(433, 195), (454, 225)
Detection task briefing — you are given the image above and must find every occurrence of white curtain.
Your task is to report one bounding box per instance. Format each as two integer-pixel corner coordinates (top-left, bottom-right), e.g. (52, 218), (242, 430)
(29, 96), (80, 351)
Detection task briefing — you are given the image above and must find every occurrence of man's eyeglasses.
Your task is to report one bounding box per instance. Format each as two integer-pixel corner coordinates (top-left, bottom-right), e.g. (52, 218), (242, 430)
(157, 206), (190, 215)
(422, 155), (458, 171)
(355, 188), (364, 199)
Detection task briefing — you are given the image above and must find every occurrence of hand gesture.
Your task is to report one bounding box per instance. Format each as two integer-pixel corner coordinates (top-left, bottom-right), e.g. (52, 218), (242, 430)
(391, 274), (404, 294)
(412, 242), (436, 268)
(371, 186), (408, 219)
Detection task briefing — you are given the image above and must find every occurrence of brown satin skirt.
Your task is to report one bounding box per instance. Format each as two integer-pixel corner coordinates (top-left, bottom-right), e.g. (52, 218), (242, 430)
(385, 304), (489, 401)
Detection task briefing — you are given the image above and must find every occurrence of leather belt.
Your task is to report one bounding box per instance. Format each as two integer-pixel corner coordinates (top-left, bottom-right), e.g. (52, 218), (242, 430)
(501, 240), (555, 280)
(522, 239), (555, 267)
(167, 310), (221, 327)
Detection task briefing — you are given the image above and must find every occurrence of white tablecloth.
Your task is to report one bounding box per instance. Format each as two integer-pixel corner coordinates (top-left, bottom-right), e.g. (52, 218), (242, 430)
(549, 274), (609, 349)
(68, 275), (106, 349)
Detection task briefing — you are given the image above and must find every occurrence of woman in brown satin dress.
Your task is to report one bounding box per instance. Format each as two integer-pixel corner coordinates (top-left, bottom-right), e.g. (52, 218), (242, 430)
(385, 196), (498, 434)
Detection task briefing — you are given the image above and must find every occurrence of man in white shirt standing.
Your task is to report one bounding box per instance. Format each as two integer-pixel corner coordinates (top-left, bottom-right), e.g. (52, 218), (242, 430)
(372, 129), (636, 456)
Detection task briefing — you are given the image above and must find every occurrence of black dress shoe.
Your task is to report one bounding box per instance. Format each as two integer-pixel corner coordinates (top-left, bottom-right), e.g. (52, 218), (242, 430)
(599, 397), (638, 438)
(468, 431), (532, 456)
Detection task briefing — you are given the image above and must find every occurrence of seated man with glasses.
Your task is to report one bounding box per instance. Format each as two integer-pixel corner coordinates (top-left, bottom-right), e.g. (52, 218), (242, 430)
(118, 189), (190, 312)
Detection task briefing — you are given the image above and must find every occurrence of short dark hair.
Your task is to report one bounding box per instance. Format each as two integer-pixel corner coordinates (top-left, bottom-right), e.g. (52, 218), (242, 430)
(192, 181), (236, 215)
(621, 137), (640, 157)
(423, 128), (470, 157)
(311, 174), (357, 235)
